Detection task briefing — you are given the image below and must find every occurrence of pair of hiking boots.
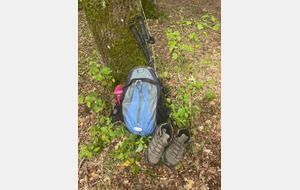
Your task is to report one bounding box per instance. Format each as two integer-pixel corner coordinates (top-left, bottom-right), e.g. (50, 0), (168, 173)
(145, 123), (191, 170)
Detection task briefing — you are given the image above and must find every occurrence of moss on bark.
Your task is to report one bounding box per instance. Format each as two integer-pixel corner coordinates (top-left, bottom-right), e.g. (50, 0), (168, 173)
(83, 0), (157, 86)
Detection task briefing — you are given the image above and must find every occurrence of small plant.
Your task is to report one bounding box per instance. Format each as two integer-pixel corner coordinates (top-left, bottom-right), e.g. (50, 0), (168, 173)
(205, 89), (217, 101)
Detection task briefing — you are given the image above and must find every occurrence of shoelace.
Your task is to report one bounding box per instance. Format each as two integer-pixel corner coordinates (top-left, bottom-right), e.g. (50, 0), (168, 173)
(168, 138), (185, 159)
(151, 135), (165, 157)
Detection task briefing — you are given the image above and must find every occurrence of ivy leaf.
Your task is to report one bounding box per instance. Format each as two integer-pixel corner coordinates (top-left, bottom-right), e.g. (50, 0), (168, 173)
(197, 23), (203, 30)
(185, 21), (192, 25)
(132, 163), (139, 176)
(101, 67), (112, 75)
(188, 33), (194, 39)
(176, 35), (181, 41)
(202, 14), (210, 18)
(173, 53), (178, 60)
(213, 24), (220, 31)
(174, 30), (180, 35)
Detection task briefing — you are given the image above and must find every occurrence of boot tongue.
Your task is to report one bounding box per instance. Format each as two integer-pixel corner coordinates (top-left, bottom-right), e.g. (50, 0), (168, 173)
(177, 134), (189, 144)
(161, 129), (170, 145)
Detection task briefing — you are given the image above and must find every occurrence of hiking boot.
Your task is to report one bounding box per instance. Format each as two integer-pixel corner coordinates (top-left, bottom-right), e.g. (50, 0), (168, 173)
(145, 123), (173, 166)
(162, 128), (191, 170)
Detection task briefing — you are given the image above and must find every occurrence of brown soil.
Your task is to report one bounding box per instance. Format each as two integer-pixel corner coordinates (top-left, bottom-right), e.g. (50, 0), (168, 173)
(78, 0), (221, 189)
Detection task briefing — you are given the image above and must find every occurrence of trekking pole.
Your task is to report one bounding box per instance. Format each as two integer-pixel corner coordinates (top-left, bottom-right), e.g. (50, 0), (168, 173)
(129, 24), (151, 62)
(137, 15), (154, 69)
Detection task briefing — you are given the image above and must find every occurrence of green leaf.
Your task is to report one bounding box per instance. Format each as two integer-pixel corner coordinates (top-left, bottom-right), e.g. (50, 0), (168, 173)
(200, 141), (205, 147)
(91, 103), (99, 112)
(79, 150), (86, 158)
(100, 67), (112, 75)
(204, 126), (208, 132)
(117, 153), (124, 160)
(122, 139), (128, 149)
(170, 104), (175, 110)
(180, 44), (184, 50)
(163, 71), (169, 78)
(178, 108), (185, 116)
(173, 53), (178, 60)
(203, 32), (207, 38)
(176, 35), (181, 41)
(212, 24), (220, 31)
(197, 23), (203, 30)
(177, 121), (183, 128)
(78, 93), (84, 104)
(129, 158), (135, 164)
(185, 21), (192, 25)
(90, 66), (98, 74)
(88, 91), (95, 97)
(87, 152), (93, 160)
(175, 162), (182, 170)
(166, 98), (171, 104)
(135, 156), (141, 162)
(94, 136), (99, 142)
(184, 94), (190, 99)
(94, 147), (100, 152)
(174, 30), (180, 35)
(188, 33), (194, 39)
(211, 15), (215, 22)
(101, 127), (108, 134)
(202, 14), (210, 18)
(132, 163), (139, 176)
(203, 22), (210, 28)
(167, 33), (175, 40)
(135, 144), (143, 153)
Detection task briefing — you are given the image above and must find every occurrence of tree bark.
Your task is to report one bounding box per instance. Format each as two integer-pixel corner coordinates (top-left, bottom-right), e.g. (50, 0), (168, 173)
(82, 0), (158, 85)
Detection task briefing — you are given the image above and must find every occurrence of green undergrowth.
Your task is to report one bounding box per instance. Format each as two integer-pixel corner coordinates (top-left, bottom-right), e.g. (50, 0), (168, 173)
(78, 11), (220, 177)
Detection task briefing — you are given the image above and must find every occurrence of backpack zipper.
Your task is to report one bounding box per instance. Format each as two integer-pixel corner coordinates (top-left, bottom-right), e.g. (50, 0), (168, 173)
(135, 80), (145, 124)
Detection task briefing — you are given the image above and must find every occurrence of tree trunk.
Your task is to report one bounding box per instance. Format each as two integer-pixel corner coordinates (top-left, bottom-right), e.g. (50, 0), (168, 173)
(82, 0), (158, 85)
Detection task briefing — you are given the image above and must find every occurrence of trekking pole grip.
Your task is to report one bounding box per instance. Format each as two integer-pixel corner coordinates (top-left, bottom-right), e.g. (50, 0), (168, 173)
(137, 15), (150, 40)
(129, 24), (143, 46)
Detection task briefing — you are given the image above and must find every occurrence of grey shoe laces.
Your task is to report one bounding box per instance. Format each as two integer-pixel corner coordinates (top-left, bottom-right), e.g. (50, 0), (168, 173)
(152, 135), (165, 157)
(169, 138), (185, 159)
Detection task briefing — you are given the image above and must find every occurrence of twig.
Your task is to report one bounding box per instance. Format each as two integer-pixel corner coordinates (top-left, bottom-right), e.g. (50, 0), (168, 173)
(92, 180), (101, 186)
(78, 157), (86, 173)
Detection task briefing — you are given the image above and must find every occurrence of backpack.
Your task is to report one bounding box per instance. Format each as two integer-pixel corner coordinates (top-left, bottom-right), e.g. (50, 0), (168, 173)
(113, 66), (169, 136)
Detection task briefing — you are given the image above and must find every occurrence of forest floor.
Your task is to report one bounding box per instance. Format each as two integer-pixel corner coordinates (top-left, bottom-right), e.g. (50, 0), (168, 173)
(78, 0), (221, 189)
